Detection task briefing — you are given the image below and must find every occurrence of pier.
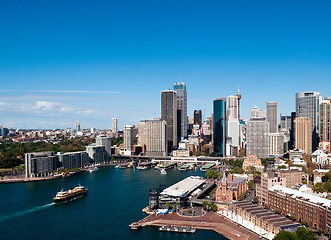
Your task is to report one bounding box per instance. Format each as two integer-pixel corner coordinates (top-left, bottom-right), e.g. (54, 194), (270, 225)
(200, 163), (215, 171)
(130, 211), (260, 240)
(178, 163), (195, 171)
(159, 162), (176, 170)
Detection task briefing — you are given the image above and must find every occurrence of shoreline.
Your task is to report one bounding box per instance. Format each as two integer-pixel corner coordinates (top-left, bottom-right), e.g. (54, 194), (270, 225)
(130, 211), (260, 240)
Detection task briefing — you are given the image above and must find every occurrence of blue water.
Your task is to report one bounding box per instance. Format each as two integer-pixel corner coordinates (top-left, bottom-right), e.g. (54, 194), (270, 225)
(0, 167), (226, 240)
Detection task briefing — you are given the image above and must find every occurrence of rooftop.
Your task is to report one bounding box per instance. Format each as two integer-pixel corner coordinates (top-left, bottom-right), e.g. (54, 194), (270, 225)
(160, 176), (206, 198)
(270, 185), (331, 207)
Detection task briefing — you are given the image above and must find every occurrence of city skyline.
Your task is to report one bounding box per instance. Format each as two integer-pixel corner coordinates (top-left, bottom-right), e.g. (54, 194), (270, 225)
(1, 1), (331, 129)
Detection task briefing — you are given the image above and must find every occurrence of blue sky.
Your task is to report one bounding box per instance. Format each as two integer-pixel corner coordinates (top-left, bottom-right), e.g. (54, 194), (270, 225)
(0, 0), (331, 129)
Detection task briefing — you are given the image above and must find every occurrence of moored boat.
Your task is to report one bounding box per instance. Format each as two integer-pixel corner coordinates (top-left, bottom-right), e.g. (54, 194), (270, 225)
(53, 185), (88, 203)
(89, 167), (98, 172)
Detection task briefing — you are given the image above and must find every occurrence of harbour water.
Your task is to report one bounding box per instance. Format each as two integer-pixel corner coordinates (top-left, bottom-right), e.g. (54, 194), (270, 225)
(0, 166), (226, 239)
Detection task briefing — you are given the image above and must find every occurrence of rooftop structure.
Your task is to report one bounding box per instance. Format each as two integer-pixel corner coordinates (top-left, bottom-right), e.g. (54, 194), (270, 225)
(160, 176), (206, 198)
(270, 185), (331, 208)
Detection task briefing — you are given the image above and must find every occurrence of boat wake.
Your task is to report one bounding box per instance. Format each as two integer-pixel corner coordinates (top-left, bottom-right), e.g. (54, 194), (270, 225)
(0, 202), (55, 222)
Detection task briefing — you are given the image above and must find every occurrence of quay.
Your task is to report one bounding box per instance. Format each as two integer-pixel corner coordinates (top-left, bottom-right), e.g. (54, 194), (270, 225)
(178, 163), (195, 171)
(137, 162), (155, 170)
(200, 163), (215, 171)
(130, 211), (260, 240)
(159, 162), (176, 170)
(159, 225), (196, 233)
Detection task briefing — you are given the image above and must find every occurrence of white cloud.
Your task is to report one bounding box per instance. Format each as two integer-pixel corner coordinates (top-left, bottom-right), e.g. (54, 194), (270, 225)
(76, 109), (93, 115)
(35, 101), (61, 111)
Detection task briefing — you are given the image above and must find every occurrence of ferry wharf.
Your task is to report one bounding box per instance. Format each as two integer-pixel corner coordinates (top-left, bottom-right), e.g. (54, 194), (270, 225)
(130, 211), (260, 240)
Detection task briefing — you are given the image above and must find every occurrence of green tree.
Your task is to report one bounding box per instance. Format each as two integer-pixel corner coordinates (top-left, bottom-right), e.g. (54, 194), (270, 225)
(273, 231), (298, 240)
(205, 170), (220, 179)
(296, 227), (317, 240)
(202, 201), (209, 210)
(313, 182), (326, 193)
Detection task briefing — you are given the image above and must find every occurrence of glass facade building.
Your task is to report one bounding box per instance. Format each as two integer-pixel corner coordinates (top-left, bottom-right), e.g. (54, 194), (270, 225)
(213, 98), (226, 156)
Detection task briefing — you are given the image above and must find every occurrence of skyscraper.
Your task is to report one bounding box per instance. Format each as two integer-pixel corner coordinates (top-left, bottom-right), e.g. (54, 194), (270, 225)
(75, 121), (81, 132)
(161, 90), (177, 151)
(227, 95), (239, 119)
(280, 115), (291, 132)
(194, 110), (202, 125)
(226, 95), (240, 156)
(269, 133), (285, 156)
(173, 82), (187, 141)
(123, 125), (134, 155)
(112, 118), (118, 133)
(138, 120), (167, 156)
(289, 112), (296, 150)
(295, 117), (311, 154)
(247, 106), (269, 158)
(266, 102), (278, 133)
(213, 98), (226, 156)
(319, 99), (331, 142)
(296, 91), (322, 151)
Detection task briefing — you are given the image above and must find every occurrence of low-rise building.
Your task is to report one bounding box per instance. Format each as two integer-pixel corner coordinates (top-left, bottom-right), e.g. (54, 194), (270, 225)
(312, 149), (330, 165)
(313, 169), (329, 185)
(268, 185), (331, 234)
(215, 173), (247, 202)
(159, 176), (206, 207)
(256, 171), (302, 206)
(243, 155), (263, 172)
(57, 151), (89, 169)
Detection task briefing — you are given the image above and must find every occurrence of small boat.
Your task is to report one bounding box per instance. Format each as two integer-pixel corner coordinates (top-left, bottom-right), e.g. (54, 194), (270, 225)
(115, 165), (119, 168)
(53, 185), (88, 203)
(160, 169), (167, 175)
(89, 167), (98, 172)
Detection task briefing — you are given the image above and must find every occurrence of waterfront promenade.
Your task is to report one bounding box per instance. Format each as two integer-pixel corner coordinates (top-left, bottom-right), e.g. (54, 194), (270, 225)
(131, 211), (260, 240)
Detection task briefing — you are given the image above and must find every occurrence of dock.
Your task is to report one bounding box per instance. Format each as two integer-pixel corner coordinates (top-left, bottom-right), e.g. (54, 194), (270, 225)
(159, 162), (176, 170)
(117, 163), (130, 168)
(200, 163), (215, 171)
(159, 225), (196, 233)
(130, 211), (260, 240)
(137, 162), (155, 170)
(178, 163), (195, 171)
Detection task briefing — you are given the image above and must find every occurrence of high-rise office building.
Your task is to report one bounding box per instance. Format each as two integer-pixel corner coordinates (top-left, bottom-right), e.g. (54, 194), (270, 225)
(213, 98), (226, 156)
(194, 110), (202, 125)
(266, 102), (278, 133)
(289, 112), (296, 150)
(138, 120), (167, 156)
(161, 90), (177, 151)
(226, 95), (240, 156)
(123, 125), (134, 155)
(227, 95), (239, 119)
(319, 99), (331, 142)
(251, 106), (266, 118)
(112, 118), (118, 133)
(268, 133), (285, 156)
(75, 121), (81, 132)
(247, 107), (269, 158)
(173, 82), (187, 141)
(96, 136), (112, 160)
(280, 115), (291, 132)
(295, 117), (311, 154)
(296, 91), (322, 151)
